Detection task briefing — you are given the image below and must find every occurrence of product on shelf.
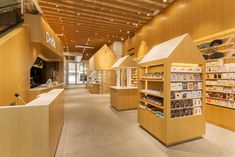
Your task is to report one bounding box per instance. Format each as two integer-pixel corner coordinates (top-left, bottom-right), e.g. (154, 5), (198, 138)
(142, 72), (163, 80)
(170, 66), (203, 118)
(142, 95), (163, 106)
(140, 89), (162, 96)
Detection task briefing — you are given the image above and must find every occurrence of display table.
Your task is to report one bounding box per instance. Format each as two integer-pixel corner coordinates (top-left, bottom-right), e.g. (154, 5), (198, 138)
(0, 89), (64, 157)
(29, 84), (64, 101)
(87, 83), (100, 94)
(110, 86), (138, 111)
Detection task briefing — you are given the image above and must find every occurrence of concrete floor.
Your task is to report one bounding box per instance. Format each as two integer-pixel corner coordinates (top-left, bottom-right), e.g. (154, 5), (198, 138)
(56, 86), (235, 157)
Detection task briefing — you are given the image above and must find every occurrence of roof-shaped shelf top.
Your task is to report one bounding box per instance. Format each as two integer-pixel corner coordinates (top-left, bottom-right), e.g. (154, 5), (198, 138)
(139, 34), (204, 66)
(89, 44), (116, 71)
(112, 55), (137, 68)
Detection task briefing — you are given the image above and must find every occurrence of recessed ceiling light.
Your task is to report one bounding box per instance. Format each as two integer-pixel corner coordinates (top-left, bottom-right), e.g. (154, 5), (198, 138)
(120, 30), (122, 32)
(127, 22), (129, 24)
(56, 4), (59, 7)
(77, 13), (80, 16)
(147, 13), (151, 16)
(163, 0), (168, 2)
(127, 31), (130, 34)
(77, 23), (80, 26)
(109, 19), (114, 22)
(138, 11), (141, 15)
(76, 30), (79, 33)
(108, 40), (111, 43)
(107, 34), (109, 37)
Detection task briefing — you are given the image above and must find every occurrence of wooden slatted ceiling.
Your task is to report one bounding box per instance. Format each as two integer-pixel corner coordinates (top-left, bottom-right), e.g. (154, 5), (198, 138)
(38, 0), (174, 60)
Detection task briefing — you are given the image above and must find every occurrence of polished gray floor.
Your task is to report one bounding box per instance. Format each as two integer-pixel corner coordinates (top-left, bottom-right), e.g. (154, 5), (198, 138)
(56, 86), (235, 157)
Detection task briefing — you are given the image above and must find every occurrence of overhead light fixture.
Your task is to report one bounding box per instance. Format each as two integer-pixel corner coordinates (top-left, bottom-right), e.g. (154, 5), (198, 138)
(109, 19), (114, 22)
(76, 45), (95, 49)
(127, 31), (130, 34)
(77, 13), (80, 16)
(147, 13), (151, 16)
(95, 33), (98, 35)
(152, 9), (160, 16)
(77, 23), (80, 26)
(138, 11), (141, 15)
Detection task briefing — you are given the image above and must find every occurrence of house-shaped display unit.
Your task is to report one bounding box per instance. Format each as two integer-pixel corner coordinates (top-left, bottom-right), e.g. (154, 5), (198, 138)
(138, 34), (206, 146)
(87, 44), (116, 94)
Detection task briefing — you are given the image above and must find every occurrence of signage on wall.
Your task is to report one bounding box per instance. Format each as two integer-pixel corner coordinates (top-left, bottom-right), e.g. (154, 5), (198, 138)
(45, 32), (56, 48)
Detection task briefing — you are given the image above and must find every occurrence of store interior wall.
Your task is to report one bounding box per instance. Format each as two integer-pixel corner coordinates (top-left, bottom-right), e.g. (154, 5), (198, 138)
(0, 26), (32, 106)
(123, 0), (235, 55)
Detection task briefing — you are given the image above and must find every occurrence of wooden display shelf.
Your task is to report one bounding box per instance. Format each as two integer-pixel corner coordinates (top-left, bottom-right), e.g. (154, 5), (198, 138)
(206, 103), (235, 110)
(139, 99), (164, 109)
(206, 97), (235, 101)
(172, 89), (202, 92)
(207, 71), (235, 73)
(140, 91), (164, 98)
(140, 79), (164, 82)
(171, 80), (202, 82)
(206, 84), (235, 87)
(206, 90), (234, 94)
(138, 34), (205, 146)
(206, 78), (235, 80)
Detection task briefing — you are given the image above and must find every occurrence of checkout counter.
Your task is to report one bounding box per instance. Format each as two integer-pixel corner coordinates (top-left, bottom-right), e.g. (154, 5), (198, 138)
(0, 89), (64, 157)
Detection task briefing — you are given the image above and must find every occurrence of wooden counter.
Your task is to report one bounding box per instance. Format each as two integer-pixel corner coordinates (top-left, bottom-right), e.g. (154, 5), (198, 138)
(110, 86), (138, 111)
(29, 84), (64, 101)
(0, 89), (64, 157)
(87, 83), (100, 94)
(206, 104), (235, 132)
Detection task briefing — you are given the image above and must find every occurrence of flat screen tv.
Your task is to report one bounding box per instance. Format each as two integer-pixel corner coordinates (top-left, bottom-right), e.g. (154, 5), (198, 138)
(0, 0), (24, 36)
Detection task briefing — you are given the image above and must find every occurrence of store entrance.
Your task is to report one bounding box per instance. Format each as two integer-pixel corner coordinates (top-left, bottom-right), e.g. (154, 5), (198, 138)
(66, 61), (88, 85)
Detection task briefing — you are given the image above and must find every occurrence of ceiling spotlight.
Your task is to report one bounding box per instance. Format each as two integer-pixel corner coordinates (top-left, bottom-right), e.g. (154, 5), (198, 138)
(127, 22), (129, 24)
(108, 40), (111, 43)
(109, 19), (114, 22)
(77, 13), (80, 16)
(95, 33), (98, 35)
(163, 0), (168, 2)
(137, 11), (141, 15)
(56, 4), (59, 7)
(120, 30), (122, 32)
(127, 31), (130, 34)
(76, 30), (79, 33)
(107, 34), (109, 37)
(77, 23), (80, 26)
(147, 13), (151, 16)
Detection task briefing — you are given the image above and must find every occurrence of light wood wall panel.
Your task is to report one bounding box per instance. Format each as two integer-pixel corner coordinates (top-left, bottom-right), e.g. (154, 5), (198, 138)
(123, 0), (235, 55)
(0, 26), (31, 106)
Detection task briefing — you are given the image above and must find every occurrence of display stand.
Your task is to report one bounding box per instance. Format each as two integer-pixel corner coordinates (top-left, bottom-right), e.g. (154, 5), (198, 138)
(138, 34), (205, 146)
(87, 44), (116, 94)
(196, 33), (235, 131)
(110, 55), (138, 111)
(87, 70), (116, 94)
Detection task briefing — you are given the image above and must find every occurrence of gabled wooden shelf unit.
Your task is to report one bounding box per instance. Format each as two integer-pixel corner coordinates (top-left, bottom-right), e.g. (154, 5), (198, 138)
(110, 55), (139, 111)
(138, 34), (206, 146)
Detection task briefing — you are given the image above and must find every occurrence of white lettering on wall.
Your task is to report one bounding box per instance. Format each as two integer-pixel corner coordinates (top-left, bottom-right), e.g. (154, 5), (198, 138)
(45, 32), (56, 48)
